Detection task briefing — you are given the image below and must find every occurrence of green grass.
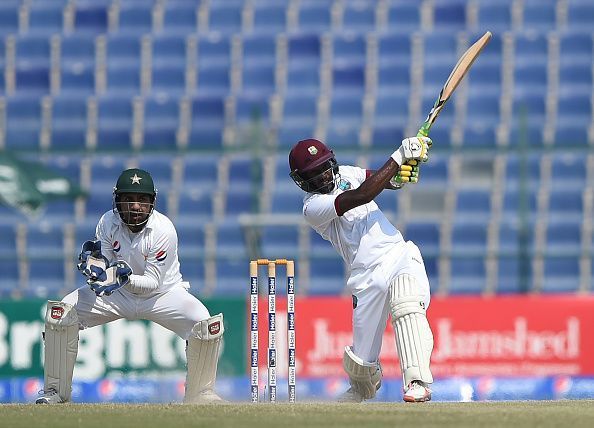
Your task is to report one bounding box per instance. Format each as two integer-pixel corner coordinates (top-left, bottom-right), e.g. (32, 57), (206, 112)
(1, 401), (593, 428)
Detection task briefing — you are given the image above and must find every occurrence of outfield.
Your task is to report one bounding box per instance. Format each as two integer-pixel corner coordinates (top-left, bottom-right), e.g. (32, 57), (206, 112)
(1, 401), (593, 428)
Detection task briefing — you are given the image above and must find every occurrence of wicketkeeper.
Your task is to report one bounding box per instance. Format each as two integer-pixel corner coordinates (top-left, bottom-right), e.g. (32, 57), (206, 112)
(36, 168), (224, 404)
(289, 137), (434, 402)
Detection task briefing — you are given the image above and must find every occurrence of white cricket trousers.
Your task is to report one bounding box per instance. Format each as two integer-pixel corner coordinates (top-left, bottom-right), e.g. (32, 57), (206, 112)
(347, 240), (431, 363)
(62, 283), (211, 340)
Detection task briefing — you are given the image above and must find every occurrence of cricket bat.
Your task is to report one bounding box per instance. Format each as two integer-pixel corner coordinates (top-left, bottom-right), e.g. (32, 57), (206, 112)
(417, 31), (492, 138)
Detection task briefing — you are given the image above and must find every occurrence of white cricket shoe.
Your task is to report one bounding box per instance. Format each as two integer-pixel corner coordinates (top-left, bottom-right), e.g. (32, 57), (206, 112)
(403, 381), (432, 403)
(184, 389), (225, 404)
(337, 387), (365, 403)
(35, 389), (65, 404)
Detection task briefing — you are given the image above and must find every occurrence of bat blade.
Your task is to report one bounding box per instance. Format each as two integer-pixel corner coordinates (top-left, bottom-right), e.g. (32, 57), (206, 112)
(417, 31), (492, 137)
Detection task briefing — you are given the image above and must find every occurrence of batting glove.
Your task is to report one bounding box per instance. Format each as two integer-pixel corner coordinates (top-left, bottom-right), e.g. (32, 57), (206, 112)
(391, 136), (432, 167)
(88, 260), (132, 297)
(390, 161), (420, 187)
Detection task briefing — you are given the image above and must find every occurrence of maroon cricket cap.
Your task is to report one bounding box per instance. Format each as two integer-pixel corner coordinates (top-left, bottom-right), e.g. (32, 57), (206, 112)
(288, 139), (334, 174)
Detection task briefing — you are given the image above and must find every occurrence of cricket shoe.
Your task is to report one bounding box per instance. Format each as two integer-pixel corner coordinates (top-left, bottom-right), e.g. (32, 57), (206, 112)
(184, 389), (226, 404)
(403, 381), (432, 403)
(35, 389), (65, 404)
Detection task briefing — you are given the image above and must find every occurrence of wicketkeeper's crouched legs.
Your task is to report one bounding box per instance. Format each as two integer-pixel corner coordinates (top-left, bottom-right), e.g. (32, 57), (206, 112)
(390, 274), (434, 402)
(184, 313), (225, 403)
(37, 301), (79, 404)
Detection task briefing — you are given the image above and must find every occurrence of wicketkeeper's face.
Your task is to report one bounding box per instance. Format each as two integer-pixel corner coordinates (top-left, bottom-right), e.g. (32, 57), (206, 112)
(116, 193), (154, 227)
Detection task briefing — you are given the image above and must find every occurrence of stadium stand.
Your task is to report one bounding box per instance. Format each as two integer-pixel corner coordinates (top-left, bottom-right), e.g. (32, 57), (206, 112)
(0, 0), (592, 297)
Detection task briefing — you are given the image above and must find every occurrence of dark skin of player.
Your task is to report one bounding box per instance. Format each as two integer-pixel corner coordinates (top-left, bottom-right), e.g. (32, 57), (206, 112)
(116, 193), (154, 233)
(302, 158), (402, 217)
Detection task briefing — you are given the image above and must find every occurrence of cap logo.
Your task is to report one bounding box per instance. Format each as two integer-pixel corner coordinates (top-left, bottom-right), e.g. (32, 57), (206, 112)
(307, 146), (318, 155)
(130, 174), (142, 184)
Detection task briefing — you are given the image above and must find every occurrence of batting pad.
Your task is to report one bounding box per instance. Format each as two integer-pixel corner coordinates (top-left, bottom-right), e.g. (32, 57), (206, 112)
(342, 346), (382, 400)
(184, 313), (224, 403)
(43, 301), (79, 402)
(389, 274), (434, 386)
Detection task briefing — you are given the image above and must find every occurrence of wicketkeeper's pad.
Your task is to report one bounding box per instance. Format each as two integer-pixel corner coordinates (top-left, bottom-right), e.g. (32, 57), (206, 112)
(184, 313), (224, 403)
(342, 346), (382, 400)
(389, 274), (434, 386)
(42, 301), (79, 402)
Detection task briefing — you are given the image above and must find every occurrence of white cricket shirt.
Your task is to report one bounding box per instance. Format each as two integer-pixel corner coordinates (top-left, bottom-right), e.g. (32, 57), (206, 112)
(95, 209), (184, 295)
(302, 165), (404, 274)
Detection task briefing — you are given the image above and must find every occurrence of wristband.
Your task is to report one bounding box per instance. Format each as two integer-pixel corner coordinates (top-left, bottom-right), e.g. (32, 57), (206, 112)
(391, 148), (404, 166)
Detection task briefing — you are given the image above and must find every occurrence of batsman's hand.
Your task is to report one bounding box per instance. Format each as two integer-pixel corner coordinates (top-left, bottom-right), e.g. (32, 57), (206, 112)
(390, 161), (420, 188)
(87, 260), (132, 297)
(391, 136), (432, 167)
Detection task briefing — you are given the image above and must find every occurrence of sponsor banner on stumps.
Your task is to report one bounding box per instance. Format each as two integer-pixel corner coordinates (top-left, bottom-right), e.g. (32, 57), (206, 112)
(251, 295), (594, 378)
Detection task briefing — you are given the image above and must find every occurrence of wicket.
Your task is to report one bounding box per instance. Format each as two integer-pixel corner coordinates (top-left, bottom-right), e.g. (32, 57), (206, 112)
(250, 259), (296, 403)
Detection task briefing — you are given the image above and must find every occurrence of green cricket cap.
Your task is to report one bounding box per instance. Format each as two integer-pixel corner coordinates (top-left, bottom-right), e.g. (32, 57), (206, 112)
(114, 168), (156, 196)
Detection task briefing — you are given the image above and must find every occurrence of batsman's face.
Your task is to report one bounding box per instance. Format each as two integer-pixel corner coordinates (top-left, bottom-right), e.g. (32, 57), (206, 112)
(302, 161), (336, 194)
(116, 193), (154, 228)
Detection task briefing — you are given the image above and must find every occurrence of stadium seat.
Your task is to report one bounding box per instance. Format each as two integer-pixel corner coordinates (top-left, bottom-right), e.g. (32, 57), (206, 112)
(385, 2), (420, 32)
(152, 35), (186, 67)
(215, 221), (247, 258)
(152, 64), (186, 95)
(546, 220), (582, 255)
(451, 221), (488, 255)
(214, 257), (246, 295)
(50, 95), (88, 150)
(376, 32), (411, 66)
(567, 0), (594, 30)
(117, 4), (154, 34)
(179, 255), (205, 293)
(332, 63), (366, 96)
(405, 221), (440, 256)
(373, 92), (409, 128)
(97, 95), (134, 150)
(177, 189), (214, 222)
(376, 62), (411, 96)
(455, 189), (492, 222)
(286, 33), (321, 68)
(241, 34), (277, 68)
(521, 0), (557, 31)
(181, 155), (220, 190)
(285, 62), (322, 95)
(208, 2), (243, 34)
(260, 225), (300, 259)
(476, 2), (511, 31)
(74, 4), (108, 35)
(28, 3), (64, 35)
(4, 96), (42, 150)
(513, 63), (548, 97)
(296, 1), (332, 33)
(332, 32), (367, 66)
(188, 95), (225, 148)
(308, 257), (346, 295)
(341, 1), (377, 33)
(142, 94), (180, 150)
(0, 5), (18, 36)
(162, 2), (197, 35)
(241, 63), (276, 96)
(251, 3), (287, 35)
(542, 256), (581, 293)
(449, 256), (487, 294)
(514, 32), (548, 66)
(0, 259), (19, 297)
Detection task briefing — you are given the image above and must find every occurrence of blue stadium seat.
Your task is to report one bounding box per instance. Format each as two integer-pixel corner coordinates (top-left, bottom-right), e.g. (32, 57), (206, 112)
(451, 221), (488, 255)
(418, 154), (449, 186)
(556, 92), (591, 128)
(548, 189), (583, 222)
(376, 32), (411, 66)
(371, 125), (405, 148)
(373, 190), (398, 217)
(421, 90), (454, 125)
(162, 2), (197, 35)
(433, 1), (467, 30)
(226, 187), (259, 216)
(142, 94), (179, 150)
(208, 2), (243, 34)
(277, 122), (316, 148)
(423, 62), (456, 94)
(135, 154), (174, 190)
(341, 2), (377, 32)
(241, 34), (277, 68)
(332, 32), (367, 66)
(405, 221), (440, 256)
(373, 92), (408, 128)
(329, 93), (364, 128)
(270, 189), (304, 214)
(106, 63), (141, 94)
(308, 257), (345, 295)
(196, 64), (230, 96)
(567, 0), (594, 30)
(386, 2), (420, 32)
(234, 94), (270, 128)
(152, 35), (186, 67)
(28, 3), (64, 35)
(177, 189), (214, 222)
(5, 96), (42, 150)
(449, 256), (486, 294)
(281, 93), (318, 127)
(287, 33), (321, 67)
(0, 5), (18, 36)
(497, 257), (525, 294)
(521, 0), (557, 31)
(215, 222), (247, 258)
(325, 124), (361, 147)
(502, 189), (538, 220)
(188, 95), (225, 148)
(422, 31), (458, 63)
(296, 1), (332, 33)
(26, 223), (65, 259)
(197, 34), (231, 68)
(476, 2), (511, 31)
(118, 4), (154, 34)
(252, 3), (287, 35)
(214, 257), (246, 295)
(179, 255), (204, 293)
(260, 225), (300, 259)
(74, 4), (108, 34)
(463, 123), (497, 148)
(61, 34), (95, 68)
(549, 155), (587, 189)
(241, 63), (276, 95)
(467, 61), (501, 95)
(27, 259), (65, 298)
(455, 190), (491, 221)
(514, 32), (548, 66)
(0, 259), (19, 297)
(50, 95), (88, 150)
(377, 62), (411, 96)
(465, 93), (500, 128)
(332, 63), (366, 95)
(542, 256), (580, 293)
(498, 221), (520, 255)
(559, 62), (592, 96)
(285, 62), (321, 95)
(546, 220), (582, 255)
(41, 154), (82, 183)
(97, 95), (134, 150)
(513, 63), (547, 97)
(84, 182), (114, 217)
(152, 64), (186, 95)
(106, 34), (141, 67)
(559, 30), (593, 60)
(0, 224), (17, 259)
(61, 64), (95, 95)
(508, 122), (544, 147)
(181, 155), (219, 190)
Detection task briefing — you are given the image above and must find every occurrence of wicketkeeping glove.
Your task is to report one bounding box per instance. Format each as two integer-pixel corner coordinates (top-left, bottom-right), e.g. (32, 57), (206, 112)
(77, 240), (110, 281)
(87, 260), (132, 297)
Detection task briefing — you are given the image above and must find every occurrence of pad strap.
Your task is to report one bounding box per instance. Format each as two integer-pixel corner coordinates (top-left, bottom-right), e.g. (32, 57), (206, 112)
(43, 301), (79, 402)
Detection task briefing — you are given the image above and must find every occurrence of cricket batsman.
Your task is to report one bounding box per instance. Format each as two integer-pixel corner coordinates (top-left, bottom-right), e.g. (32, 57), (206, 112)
(289, 137), (434, 402)
(36, 168), (224, 404)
